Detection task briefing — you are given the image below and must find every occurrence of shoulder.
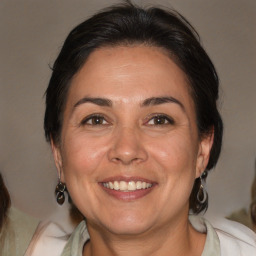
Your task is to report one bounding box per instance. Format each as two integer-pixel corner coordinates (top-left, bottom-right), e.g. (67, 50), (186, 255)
(209, 217), (256, 255)
(226, 208), (253, 229)
(60, 220), (89, 256)
(8, 207), (39, 242)
(0, 207), (40, 256)
(190, 215), (256, 255)
(25, 221), (70, 256)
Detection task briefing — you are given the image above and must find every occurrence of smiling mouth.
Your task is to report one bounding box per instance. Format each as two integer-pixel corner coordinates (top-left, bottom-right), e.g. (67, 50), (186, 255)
(102, 181), (153, 191)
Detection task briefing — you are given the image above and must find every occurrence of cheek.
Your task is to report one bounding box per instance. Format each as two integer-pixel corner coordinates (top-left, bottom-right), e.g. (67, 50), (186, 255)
(143, 133), (198, 219)
(149, 132), (198, 177)
(148, 132), (198, 200)
(60, 134), (110, 215)
(61, 133), (109, 180)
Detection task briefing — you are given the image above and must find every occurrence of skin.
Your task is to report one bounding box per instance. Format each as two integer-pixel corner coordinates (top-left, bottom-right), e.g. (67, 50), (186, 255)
(52, 45), (213, 256)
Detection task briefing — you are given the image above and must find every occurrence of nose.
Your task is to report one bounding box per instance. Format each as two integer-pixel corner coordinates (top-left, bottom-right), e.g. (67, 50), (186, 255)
(107, 127), (148, 165)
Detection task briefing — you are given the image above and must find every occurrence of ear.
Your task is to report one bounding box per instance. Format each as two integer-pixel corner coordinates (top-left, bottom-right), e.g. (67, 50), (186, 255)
(196, 129), (214, 178)
(51, 139), (65, 183)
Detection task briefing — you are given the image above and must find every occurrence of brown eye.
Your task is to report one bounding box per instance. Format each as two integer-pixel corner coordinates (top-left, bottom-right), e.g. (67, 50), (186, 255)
(147, 115), (174, 125)
(91, 116), (105, 125)
(153, 116), (167, 125)
(81, 115), (107, 126)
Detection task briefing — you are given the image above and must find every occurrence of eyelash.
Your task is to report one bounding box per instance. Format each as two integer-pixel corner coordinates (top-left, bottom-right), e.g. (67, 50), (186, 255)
(80, 113), (174, 127)
(80, 114), (109, 126)
(146, 114), (175, 126)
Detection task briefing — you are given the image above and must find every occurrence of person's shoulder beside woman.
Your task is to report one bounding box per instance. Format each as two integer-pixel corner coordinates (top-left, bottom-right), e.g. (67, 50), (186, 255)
(0, 207), (39, 256)
(204, 216), (256, 255)
(25, 220), (69, 256)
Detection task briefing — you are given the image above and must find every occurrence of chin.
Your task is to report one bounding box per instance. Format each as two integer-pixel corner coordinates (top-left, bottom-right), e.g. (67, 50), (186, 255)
(95, 210), (155, 236)
(106, 220), (152, 236)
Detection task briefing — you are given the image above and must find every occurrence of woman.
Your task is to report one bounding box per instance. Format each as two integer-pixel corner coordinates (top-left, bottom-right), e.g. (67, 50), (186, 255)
(251, 160), (256, 231)
(0, 173), (66, 256)
(0, 173), (40, 256)
(0, 173), (10, 233)
(227, 160), (256, 232)
(44, 2), (256, 255)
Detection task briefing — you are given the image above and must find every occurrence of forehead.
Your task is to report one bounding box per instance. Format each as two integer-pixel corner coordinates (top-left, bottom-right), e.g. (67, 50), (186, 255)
(68, 45), (194, 109)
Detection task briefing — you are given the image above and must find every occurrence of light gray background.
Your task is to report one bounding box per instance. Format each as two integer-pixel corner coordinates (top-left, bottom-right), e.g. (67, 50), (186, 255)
(1, 0), (255, 228)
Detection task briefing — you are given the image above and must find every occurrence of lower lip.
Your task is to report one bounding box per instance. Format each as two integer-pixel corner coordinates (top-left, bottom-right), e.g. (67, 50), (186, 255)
(100, 184), (155, 201)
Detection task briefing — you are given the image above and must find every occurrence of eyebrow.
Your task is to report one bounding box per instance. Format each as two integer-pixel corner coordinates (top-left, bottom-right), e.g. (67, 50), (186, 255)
(74, 97), (112, 108)
(141, 96), (185, 111)
(73, 96), (184, 111)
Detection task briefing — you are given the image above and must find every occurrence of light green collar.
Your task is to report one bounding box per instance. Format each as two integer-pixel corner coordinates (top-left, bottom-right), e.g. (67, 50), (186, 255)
(61, 216), (220, 256)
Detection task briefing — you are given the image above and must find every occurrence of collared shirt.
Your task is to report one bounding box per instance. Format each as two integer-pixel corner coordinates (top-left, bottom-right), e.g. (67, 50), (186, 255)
(60, 216), (221, 256)
(29, 215), (256, 256)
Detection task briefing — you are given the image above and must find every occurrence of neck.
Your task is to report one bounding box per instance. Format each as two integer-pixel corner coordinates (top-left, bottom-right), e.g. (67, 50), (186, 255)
(83, 216), (206, 256)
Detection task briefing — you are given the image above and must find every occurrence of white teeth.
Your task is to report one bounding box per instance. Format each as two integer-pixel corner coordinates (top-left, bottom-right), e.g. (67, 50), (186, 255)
(103, 183), (109, 188)
(109, 182), (114, 189)
(120, 181), (128, 190)
(103, 180), (153, 191)
(136, 181), (142, 189)
(113, 181), (119, 190)
(128, 181), (136, 191)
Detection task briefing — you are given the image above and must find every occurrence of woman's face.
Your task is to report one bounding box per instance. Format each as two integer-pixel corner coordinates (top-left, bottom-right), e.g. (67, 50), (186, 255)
(53, 46), (212, 235)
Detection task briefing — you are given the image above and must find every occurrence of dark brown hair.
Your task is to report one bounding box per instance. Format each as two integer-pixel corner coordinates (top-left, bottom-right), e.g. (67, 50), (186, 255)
(0, 173), (11, 230)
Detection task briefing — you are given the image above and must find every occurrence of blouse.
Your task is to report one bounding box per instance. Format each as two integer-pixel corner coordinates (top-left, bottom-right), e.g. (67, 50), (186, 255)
(58, 215), (256, 256)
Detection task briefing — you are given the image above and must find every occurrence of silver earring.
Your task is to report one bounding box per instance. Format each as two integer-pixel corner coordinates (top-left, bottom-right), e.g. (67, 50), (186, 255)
(197, 172), (207, 204)
(55, 180), (66, 205)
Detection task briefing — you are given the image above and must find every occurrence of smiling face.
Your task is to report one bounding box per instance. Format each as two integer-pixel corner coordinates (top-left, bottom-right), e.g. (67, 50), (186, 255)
(52, 45), (212, 235)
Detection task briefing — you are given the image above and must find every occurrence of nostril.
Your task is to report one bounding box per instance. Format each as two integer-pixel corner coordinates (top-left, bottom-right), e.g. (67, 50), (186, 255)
(108, 147), (148, 165)
(107, 128), (148, 164)
(111, 156), (142, 165)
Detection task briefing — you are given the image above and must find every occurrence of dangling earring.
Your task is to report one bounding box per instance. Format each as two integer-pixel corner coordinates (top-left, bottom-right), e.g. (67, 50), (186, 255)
(197, 172), (207, 204)
(55, 178), (66, 205)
